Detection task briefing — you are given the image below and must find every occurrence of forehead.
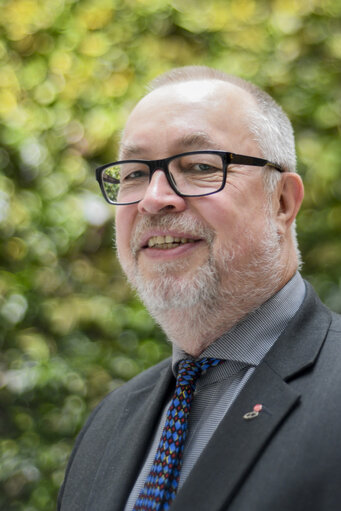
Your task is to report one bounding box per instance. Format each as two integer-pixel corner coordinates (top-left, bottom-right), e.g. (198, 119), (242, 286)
(120, 79), (259, 158)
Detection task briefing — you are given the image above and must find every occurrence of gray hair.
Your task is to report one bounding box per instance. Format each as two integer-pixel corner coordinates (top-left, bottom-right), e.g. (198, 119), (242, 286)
(148, 66), (301, 265)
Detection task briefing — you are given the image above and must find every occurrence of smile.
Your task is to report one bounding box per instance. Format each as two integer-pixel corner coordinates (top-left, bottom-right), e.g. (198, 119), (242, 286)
(146, 235), (197, 249)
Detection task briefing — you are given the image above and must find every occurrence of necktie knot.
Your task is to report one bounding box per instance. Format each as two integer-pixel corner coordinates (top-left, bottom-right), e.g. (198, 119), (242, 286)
(177, 357), (222, 388)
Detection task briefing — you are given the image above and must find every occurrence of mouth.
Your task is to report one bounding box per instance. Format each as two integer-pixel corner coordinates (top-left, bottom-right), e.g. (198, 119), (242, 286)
(145, 235), (198, 249)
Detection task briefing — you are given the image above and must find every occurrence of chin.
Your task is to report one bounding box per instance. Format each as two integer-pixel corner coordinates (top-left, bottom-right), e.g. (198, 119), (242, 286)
(131, 258), (221, 315)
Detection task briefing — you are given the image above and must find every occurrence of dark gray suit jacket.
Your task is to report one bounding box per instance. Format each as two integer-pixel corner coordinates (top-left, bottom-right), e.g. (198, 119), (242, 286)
(58, 283), (341, 510)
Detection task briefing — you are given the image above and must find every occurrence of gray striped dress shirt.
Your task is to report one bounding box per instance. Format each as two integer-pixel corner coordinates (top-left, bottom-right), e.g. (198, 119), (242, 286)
(124, 272), (306, 510)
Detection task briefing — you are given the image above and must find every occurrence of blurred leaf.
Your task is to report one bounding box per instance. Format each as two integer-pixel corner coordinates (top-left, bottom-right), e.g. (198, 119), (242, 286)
(0, 0), (340, 509)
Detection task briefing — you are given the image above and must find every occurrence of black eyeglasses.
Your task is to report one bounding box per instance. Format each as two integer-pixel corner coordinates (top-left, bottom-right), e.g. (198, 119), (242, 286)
(95, 150), (284, 206)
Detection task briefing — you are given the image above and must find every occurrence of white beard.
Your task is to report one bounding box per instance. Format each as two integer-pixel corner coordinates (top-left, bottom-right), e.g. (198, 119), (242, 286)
(117, 212), (284, 354)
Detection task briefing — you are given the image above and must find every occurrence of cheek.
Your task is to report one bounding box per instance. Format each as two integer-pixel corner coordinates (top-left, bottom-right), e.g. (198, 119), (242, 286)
(198, 200), (241, 244)
(203, 200), (264, 257)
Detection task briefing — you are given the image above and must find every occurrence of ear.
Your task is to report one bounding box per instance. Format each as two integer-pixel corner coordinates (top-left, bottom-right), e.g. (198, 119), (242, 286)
(275, 173), (304, 236)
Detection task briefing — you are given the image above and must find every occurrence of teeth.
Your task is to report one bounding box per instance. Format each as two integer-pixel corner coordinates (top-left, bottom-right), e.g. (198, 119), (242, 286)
(147, 235), (195, 248)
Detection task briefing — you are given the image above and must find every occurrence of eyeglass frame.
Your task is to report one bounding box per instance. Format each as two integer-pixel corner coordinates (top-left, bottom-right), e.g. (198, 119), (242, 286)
(95, 150), (284, 206)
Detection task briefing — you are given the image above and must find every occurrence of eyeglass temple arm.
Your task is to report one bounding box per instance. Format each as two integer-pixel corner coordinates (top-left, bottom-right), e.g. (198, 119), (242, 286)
(102, 175), (120, 184)
(230, 154), (284, 172)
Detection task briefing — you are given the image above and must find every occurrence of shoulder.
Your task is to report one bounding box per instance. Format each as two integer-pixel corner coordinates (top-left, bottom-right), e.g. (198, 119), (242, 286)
(330, 310), (341, 332)
(113, 356), (172, 395)
(304, 282), (341, 362)
(301, 280), (341, 339)
(58, 357), (172, 508)
(96, 357), (172, 410)
(83, 357), (172, 426)
(318, 310), (341, 370)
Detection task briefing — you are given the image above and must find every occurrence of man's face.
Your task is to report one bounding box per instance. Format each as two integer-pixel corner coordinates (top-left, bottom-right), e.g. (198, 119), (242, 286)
(115, 80), (281, 315)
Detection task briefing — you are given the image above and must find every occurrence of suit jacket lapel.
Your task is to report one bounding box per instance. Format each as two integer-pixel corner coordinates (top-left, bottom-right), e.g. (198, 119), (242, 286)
(172, 282), (332, 511)
(86, 363), (174, 511)
(171, 363), (299, 511)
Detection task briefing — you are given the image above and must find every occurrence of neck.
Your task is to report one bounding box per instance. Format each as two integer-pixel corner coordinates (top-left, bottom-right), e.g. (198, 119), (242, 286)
(155, 305), (244, 357)
(151, 269), (294, 357)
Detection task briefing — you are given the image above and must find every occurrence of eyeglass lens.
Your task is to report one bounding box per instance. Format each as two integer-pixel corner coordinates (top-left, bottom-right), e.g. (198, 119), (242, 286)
(101, 152), (224, 204)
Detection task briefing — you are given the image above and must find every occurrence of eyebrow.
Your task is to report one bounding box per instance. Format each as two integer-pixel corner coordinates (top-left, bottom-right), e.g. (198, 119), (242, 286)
(119, 132), (222, 160)
(180, 132), (221, 149)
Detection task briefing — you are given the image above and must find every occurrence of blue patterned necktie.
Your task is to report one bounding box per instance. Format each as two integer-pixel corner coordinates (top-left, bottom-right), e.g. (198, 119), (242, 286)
(133, 357), (222, 511)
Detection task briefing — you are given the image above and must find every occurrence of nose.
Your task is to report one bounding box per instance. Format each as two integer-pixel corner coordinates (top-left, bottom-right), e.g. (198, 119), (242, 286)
(137, 170), (187, 215)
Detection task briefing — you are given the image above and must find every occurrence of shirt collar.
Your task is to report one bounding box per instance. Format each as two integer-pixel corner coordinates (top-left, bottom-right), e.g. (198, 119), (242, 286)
(172, 272), (306, 376)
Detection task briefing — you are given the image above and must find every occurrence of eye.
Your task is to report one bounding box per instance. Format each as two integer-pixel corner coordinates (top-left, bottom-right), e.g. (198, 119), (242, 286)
(192, 163), (217, 172)
(121, 168), (149, 182)
(175, 154), (223, 174)
(184, 161), (222, 174)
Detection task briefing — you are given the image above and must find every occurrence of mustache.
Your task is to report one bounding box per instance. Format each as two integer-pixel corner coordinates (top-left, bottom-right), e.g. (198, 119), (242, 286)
(130, 214), (215, 256)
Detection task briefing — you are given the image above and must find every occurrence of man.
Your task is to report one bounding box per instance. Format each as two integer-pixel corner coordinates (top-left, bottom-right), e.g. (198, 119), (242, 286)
(58, 66), (341, 511)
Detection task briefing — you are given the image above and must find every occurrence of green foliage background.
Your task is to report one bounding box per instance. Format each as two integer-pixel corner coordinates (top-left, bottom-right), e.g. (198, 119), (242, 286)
(0, 0), (340, 509)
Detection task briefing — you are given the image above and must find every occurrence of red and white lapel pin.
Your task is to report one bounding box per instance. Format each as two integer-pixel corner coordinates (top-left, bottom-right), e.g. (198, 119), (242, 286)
(243, 403), (263, 420)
